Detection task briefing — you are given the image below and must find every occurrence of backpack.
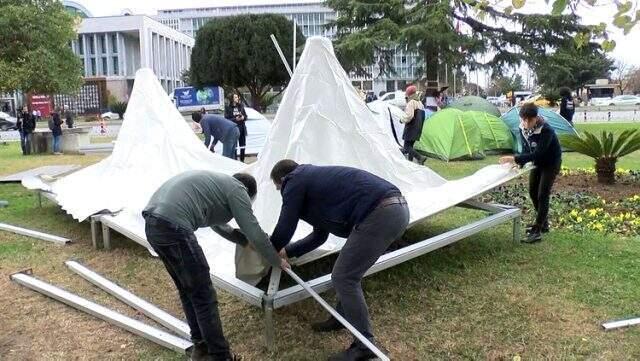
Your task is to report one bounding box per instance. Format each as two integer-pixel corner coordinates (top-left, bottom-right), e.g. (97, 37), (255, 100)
(48, 117), (55, 130)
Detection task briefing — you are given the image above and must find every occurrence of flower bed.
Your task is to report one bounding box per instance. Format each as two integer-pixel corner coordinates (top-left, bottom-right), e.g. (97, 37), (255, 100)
(480, 168), (640, 237)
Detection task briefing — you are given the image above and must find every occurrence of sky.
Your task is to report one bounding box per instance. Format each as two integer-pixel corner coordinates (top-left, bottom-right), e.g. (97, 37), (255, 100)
(75, 0), (639, 87)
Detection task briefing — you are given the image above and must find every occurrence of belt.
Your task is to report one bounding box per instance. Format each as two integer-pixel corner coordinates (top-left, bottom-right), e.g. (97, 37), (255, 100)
(375, 195), (407, 209)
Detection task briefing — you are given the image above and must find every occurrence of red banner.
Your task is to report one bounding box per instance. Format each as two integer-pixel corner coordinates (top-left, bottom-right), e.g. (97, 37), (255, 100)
(29, 94), (52, 117)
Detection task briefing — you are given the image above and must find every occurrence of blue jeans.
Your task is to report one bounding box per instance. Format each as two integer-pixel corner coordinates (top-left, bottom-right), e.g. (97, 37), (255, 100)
(53, 135), (61, 153)
(20, 131), (32, 155)
(143, 214), (231, 359)
(222, 127), (240, 159)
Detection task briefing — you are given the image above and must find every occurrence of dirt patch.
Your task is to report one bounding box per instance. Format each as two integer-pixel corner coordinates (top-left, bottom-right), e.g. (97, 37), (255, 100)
(554, 174), (639, 202)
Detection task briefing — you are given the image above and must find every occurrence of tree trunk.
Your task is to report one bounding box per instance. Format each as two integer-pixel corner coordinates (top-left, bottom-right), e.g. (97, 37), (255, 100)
(247, 85), (264, 112)
(595, 157), (616, 184)
(423, 42), (439, 90)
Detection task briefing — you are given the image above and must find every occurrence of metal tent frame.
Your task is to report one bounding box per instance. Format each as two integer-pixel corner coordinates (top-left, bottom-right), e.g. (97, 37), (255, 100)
(84, 197), (520, 347)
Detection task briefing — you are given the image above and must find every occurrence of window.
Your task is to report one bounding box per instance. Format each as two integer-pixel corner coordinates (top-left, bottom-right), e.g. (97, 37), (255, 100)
(90, 58), (96, 76)
(111, 34), (118, 53)
(112, 56), (119, 75)
(100, 35), (106, 54)
(101, 57), (107, 75)
(78, 35), (84, 55)
(89, 36), (95, 55)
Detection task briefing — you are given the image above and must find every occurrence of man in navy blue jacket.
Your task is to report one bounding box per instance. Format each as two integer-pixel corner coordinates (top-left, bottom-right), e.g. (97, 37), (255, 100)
(269, 160), (410, 361)
(192, 112), (240, 159)
(500, 103), (562, 243)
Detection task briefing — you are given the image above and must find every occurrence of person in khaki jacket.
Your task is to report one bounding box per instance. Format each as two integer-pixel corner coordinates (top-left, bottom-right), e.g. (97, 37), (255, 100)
(401, 85), (427, 164)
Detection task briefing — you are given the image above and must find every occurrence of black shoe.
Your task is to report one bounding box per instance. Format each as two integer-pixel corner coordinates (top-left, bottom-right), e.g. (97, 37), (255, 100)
(526, 223), (549, 234)
(328, 340), (387, 361)
(311, 316), (345, 333)
(189, 341), (208, 361)
(522, 227), (542, 244)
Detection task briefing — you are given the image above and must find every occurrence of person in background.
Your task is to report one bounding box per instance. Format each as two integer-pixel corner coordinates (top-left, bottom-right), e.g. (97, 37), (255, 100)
(63, 106), (74, 128)
(559, 87), (575, 125)
(401, 85), (427, 164)
(200, 107), (207, 115)
(143, 170), (288, 361)
(499, 103), (562, 243)
(224, 93), (248, 162)
(17, 106), (35, 155)
(423, 88), (439, 112)
(269, 160), (409, 361)
(192, 112), (240, 160)
(50, 108), (63, 155)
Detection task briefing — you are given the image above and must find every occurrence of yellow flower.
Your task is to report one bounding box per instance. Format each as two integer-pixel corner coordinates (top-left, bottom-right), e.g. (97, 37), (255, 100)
(593, 223), (604, 231)
(576, 216), (583, 223)
(588, 209), (598, 217)
(570, 210), (579, 217)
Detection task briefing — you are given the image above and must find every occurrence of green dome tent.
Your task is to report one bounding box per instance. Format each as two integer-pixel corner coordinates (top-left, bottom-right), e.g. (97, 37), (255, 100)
(415, 109), (513, 161)
(466, 111), (514, 152)
(448, 96), (501, 117)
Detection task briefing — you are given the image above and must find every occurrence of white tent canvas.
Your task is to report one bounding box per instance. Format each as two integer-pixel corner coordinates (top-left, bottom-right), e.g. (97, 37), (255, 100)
(24, 37), (522, 286)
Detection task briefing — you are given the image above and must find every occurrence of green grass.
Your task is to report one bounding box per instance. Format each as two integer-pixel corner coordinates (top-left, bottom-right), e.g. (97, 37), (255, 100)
(1, 122), (639, 359)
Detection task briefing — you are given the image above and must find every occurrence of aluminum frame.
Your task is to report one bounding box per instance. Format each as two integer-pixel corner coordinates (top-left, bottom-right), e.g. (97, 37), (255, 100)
(65, 260), (191, 339)
(0, 222), (70, 245)
(91, 200), (520, 347)
(10, 272), (193, 353)
(602, 317), (640, 331)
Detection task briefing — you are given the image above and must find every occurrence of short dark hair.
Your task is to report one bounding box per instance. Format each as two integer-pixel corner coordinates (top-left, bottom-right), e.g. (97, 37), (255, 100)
(233, 173), (257, 199)
(191, 112), (202, 123)
(559, 87), (571, 98)
(519, 103), (538, 119)
(270, 159), (299, 184)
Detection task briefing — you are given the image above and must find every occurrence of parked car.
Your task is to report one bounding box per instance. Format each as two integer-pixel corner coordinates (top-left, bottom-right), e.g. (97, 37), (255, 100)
(0, 111), (18, 131)
(379, 90), (407, 109)
(588, 97), (612, 106)
(606, 95), (640, 106)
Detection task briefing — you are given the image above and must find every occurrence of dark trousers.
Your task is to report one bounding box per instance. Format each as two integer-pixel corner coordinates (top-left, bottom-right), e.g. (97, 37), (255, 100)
(403, 140), (422, 162)
(144, 215), (231, 360)
(19, 131), (32, 155)
(237, 125), (246, 162)
(331, 198), (410, 342)
(529, 164), (560, 227)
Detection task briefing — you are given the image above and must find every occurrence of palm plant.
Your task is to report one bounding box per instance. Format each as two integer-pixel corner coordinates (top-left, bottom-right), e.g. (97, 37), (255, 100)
(110, 101), (128, 119)
(560, 130), (640, 184)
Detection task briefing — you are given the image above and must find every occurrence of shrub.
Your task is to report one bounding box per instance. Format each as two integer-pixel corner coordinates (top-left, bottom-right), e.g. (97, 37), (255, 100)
(110, 101), (128, 119)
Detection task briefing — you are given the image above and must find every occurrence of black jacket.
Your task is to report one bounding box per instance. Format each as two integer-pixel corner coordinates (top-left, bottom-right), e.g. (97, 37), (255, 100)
(515, 119), (562, 169)
(560, 96), (575, 122)
(18, 111), (36, 133)
(270, 165), (401, 257)
(224, 102), (248, 133)
(402, 107), (425, 142)
(51, 112), (63, 136)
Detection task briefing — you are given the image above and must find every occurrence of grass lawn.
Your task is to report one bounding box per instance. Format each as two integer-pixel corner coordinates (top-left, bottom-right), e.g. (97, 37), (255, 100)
(1, 122), (639, 360)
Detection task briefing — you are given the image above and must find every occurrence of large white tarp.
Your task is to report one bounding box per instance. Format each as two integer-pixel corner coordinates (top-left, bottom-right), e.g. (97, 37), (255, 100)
(24, 37), (521, 286)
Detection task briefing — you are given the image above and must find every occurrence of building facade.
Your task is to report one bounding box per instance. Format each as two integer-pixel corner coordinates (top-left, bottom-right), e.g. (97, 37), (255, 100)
(70, 15), (194, 100)
(156, 2), (421, 94)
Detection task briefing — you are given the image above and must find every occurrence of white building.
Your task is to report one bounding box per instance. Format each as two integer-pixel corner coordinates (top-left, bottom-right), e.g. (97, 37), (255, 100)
(71, 15), (194, 99)
(156, 2), (421, 95)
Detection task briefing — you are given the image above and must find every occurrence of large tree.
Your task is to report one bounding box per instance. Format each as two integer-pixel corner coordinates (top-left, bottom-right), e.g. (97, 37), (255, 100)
(325, 0), (628, 89)
(535, 44), (613, 99)
(611, 60), (637, 95)
(488, 74), (525, 96)
(0, 0), (83, 94)
(189, 14), (305, 111)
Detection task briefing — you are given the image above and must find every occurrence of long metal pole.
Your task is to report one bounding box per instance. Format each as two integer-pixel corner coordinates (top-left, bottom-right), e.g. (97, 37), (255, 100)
(11, 272), (193, 353)
(283, 268), (390, 361)
(0, 222), (69, 245)
(293, 21), (297, 71)
(65, 261), (191, 339)
(270, 34), (293, 77)
(602, 317), (640, 330)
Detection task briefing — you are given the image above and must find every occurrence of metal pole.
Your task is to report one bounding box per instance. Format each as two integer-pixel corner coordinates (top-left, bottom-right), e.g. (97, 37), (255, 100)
(65, 261), (191, 339)
(270, 34), (293, 77)
(283, 268), (390, 361)
(293, 20), (297, 71)
(0, 222), (69, 245)
(11, 272), (192, 353)
(453, 70), (456, 97)
(602, 317), (640, 330)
